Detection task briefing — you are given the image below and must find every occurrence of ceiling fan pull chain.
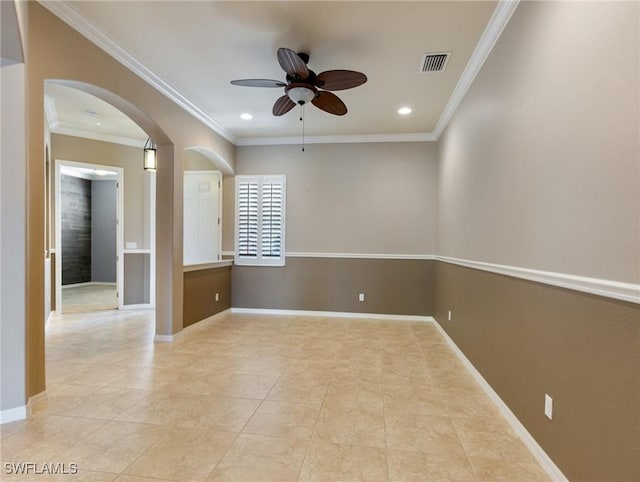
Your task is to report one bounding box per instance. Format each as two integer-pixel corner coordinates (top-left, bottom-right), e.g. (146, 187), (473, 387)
(301, 104), (305, 152)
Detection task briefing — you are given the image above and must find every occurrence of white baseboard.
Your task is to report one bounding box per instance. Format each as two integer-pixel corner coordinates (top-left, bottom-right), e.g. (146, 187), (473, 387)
(184, 309), (232, 331)
(1, 391), (49, 424)
(230, 307), (433, 322)
(431, 318), (568, 482)
(154, 332), (184, 343)
(61, 281), (116, 289)
(45, 311), (55, 332)
(0, 405), (27, 424)
(121, 303), (154, 310)
(27, 391), (48, 415)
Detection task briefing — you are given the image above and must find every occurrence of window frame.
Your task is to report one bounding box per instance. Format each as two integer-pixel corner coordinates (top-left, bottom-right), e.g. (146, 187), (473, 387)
(234, 174), (286, 267)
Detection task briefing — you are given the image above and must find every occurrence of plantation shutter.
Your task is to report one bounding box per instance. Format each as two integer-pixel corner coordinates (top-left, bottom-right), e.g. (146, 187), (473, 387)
(237, 180), (259, 258)
(261, 182), (283, 258)
(235, 175), (286, 266)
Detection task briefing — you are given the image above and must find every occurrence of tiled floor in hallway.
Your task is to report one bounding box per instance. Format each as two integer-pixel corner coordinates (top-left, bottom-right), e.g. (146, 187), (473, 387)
(1, 309), (550, 481)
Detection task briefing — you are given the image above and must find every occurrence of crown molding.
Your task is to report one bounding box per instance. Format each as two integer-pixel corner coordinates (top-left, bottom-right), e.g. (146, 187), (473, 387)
(44, 95), (58, 128)
(431, 0), (520, 138)
(40, 0), (518, 147)
(237, 0), (519, 146)
(38, 0), (237, 145)
(52, 124), (146, 148)
(236, 132), (436, 146)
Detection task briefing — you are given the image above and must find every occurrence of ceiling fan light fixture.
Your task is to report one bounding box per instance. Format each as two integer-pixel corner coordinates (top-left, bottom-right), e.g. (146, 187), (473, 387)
(285, 84), (317, 105)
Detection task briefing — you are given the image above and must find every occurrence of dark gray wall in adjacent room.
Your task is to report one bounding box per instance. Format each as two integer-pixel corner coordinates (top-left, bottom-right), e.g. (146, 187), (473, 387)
(91, 179), (117, 282)
(61, 174), (91, 285)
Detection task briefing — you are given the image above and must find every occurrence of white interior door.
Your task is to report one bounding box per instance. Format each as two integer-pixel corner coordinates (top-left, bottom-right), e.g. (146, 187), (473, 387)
(183, 171), (221, 265)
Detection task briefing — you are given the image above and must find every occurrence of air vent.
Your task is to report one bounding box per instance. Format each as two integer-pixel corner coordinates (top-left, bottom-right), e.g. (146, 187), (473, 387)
(419, 52), (451, 73)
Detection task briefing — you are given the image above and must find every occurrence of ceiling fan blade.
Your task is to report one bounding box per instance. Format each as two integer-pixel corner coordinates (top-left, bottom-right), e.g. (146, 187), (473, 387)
(277, 48), (309, 80)
(230, 79), (287, 88)
(312, 91), (347, 116)
(272, 95), (296, 116)
(315, 70), (367, 91)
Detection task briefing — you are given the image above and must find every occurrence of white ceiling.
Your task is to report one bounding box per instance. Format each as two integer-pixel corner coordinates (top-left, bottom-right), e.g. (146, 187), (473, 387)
(45, 82), (148, 146)
(60, 165), (117, 180)
(43, 1), (508, 145)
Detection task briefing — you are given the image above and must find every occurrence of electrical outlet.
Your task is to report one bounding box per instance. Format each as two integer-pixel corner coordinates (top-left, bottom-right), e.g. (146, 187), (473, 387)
(215, 292), (219, 302)
(544, 394), (553, 420)
(358, 293), (365, 302)
(448, 310), (452, 321)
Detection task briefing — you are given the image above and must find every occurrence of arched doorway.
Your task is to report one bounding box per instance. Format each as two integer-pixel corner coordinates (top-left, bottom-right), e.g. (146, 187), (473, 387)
(45, 79), (173, 333)
(45, 82), (157, 316)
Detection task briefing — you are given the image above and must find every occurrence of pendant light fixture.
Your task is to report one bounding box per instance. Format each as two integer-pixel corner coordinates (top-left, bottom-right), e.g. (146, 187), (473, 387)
(143, 137), (157, 171)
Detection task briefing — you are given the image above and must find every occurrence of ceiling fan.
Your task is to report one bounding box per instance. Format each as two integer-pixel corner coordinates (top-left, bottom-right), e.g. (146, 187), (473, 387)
(230, 48), (367, 117)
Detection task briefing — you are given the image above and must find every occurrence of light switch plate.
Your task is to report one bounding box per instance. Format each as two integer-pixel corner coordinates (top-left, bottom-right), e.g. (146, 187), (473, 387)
(544, 394), (553, 420)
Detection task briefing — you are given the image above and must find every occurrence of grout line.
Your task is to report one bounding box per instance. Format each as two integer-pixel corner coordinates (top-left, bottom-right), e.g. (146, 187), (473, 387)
(44, 309), (561, 480)
(202, 365), (287, 480)
(381, 374), (391, 482)
(295, 375), (330, 481)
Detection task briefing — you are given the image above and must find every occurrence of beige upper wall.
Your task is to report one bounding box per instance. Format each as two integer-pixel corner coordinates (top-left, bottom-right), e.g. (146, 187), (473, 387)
(437, 1), (639, 283)
(184, 150), (218, 171)
(226, 142), (438, 254)
(50, 134), (151, 249)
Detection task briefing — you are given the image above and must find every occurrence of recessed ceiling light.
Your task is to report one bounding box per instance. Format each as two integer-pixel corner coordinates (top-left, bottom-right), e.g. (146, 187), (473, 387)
(240, 113), (253, 120)
(96, 121), (102, 126)
(398, 107), (412, 115)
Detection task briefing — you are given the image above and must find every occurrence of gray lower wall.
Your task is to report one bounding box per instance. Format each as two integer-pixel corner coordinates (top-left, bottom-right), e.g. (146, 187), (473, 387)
(184, 266), (231, 327)
(61, 174), (91, 285)
(123, 253), (150, 305)
(91, 180), (117, 283)
(232, 257), (433, 316)
(433, 261), (640, 482)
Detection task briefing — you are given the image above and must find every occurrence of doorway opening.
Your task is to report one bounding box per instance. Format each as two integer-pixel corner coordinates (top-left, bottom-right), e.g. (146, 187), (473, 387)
(54, 160), (124, 314)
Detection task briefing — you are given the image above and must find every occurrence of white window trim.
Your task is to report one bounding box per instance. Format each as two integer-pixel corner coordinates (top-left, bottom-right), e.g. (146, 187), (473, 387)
(234, 174), (286, 267)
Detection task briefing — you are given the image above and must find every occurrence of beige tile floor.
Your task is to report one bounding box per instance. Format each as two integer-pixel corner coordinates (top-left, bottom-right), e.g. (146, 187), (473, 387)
(1, 309), (551, 481)
(61, 284), (118, 314)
